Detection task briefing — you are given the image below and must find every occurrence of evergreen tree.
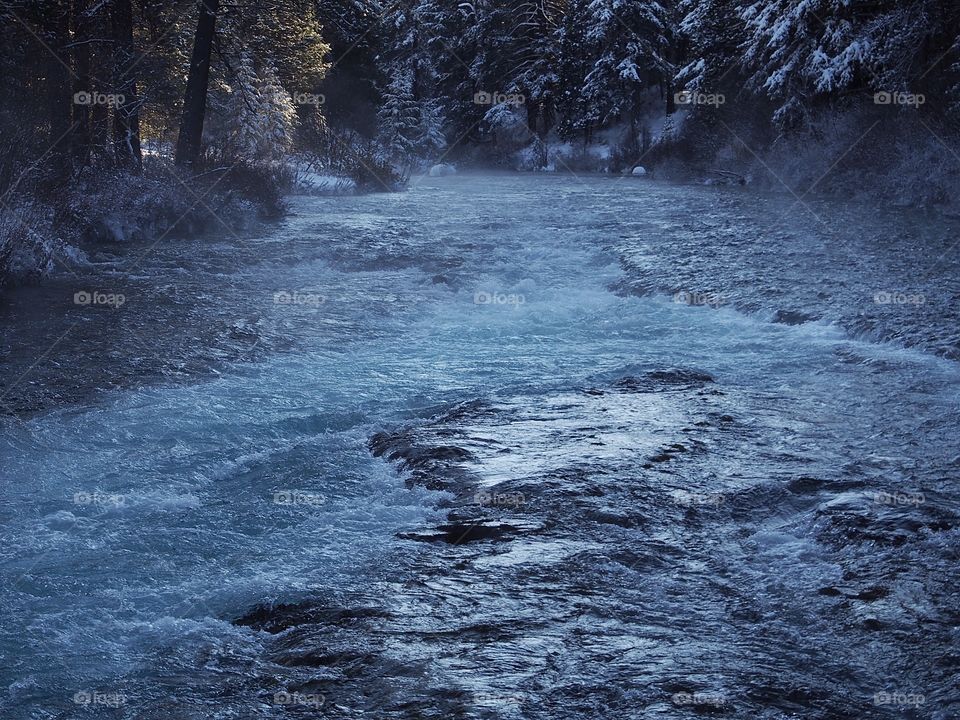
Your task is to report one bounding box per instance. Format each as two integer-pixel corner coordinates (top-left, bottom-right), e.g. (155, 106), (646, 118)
(578, 0), (673, 127)
(740, 0), (872, 127)
(376, 0), (447, 167)
(674, 0), (744, 94)
(225, 55), (297, 166)
(176, 0), (220, 167)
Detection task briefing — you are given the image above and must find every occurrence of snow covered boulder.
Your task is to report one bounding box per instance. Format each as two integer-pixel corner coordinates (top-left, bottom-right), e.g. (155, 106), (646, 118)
(429, 163), (456, 177)
(631, 166), (648, 176)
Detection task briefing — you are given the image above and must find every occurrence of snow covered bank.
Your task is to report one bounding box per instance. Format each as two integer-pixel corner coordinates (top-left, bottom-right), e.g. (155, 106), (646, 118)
(292, 172), (357, 195)
(0, 164), (287, 287)
(467, 103), (959, 214)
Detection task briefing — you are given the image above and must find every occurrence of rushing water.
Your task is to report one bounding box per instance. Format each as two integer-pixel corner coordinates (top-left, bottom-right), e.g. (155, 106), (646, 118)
(1, 173), (959, 719)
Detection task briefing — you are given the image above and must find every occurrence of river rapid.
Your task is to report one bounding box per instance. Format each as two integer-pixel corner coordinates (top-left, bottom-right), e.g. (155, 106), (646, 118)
(1, 173), (958, 719)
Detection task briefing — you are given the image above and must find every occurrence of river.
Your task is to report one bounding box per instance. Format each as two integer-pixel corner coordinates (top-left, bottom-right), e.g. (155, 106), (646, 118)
(1, 173), (958, 718)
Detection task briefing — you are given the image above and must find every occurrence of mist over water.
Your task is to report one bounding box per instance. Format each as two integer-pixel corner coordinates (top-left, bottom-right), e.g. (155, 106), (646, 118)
(2, 174), (958, 718)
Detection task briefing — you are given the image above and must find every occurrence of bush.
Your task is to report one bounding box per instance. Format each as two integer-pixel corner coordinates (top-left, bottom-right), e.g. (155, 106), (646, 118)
(0, 199), (56, 286)
(346, 145), (407, 193)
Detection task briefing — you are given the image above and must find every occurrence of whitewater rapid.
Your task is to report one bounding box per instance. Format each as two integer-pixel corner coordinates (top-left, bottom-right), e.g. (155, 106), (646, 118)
(1, 173), (958, 719)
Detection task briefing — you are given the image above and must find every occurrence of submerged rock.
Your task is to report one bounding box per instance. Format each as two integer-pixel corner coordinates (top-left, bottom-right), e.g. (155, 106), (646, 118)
(234, 602), (390, 634)
(400, 521), (519, 544)
(773, 309), (819, 326)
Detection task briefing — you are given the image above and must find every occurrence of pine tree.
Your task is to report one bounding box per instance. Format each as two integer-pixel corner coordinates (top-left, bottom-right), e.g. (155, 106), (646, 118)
(740, 0), (871, 127)
(674, 0), (744, 94)
(377, 67), (421, 164)
(375, 0), (447, 167)
(222, 54), (297, 166)
(578, 0), (673, 127)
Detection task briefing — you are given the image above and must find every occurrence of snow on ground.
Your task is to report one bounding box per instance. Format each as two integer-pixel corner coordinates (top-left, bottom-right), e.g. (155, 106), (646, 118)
(293, 172), (357, 195)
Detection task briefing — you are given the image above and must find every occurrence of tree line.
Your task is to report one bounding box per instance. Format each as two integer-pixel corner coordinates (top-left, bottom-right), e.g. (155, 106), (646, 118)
(0, 0), (329, 192)
(374, 0), (959, 167)
(1, 0), (958, 189)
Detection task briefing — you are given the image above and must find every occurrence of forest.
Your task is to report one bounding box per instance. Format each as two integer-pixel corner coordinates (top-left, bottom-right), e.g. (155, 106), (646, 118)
(1, 0), (959, 281)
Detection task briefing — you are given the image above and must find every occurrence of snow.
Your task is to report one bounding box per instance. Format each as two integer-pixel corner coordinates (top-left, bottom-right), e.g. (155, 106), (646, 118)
(428, 163), (456, 177)
(294, 173), (357, 195)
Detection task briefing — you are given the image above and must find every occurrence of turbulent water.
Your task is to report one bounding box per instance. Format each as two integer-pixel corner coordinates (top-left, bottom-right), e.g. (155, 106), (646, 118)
(1, 173), (959, 719)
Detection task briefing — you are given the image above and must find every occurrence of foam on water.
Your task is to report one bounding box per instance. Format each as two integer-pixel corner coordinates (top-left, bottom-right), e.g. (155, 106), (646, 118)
(2, 173), (959, 718)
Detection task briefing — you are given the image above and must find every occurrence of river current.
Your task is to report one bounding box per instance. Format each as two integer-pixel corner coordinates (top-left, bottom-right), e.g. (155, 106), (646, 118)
(1, 173), (958, 718)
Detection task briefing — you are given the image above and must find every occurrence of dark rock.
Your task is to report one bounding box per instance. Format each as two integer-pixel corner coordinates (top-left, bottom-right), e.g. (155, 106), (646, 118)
(773, 309), (818, 326)
(586, 509), (641, 528)
(234, 602), (390, 634)
(613, 368), (713, 394)
(788, 477), (827, 494)
(854, 586), (889, 602)
(393, 445), (475, 467)
(646, 368), (714, 384)
(399, 520), (519, 544)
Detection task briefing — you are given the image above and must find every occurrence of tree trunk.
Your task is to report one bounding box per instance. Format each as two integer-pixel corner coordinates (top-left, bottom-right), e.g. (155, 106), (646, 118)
(44, 6), (73, 178)
(175, 0), (219, 168)
(540, 98), (553, 139)
(86, 0), (111, 159)
(526, 99), (539, 137)
(111, 0), (142, 171)
(71, 0), (92, 167)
